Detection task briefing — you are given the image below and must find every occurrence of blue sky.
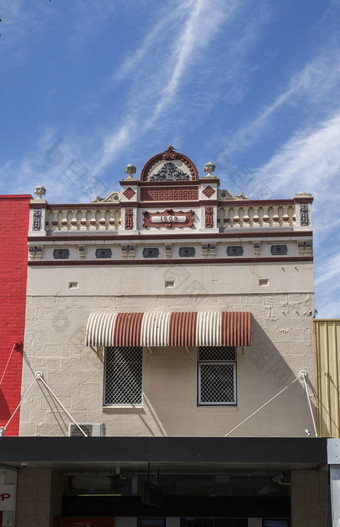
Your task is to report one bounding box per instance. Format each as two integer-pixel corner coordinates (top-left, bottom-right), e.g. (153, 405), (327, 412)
(1, 0), (340, 318)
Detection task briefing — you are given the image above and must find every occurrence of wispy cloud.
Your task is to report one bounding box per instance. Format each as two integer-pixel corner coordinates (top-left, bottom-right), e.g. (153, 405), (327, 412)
(314, 250), (340, 318)
(256, 110), (340, 195)
(226, 37), (340, 157)
(91, 0), (243, 177)
(0, 1), (42, 67)
(0, 129), (97, 202)
(255, 110), (340, 318)
(315, 252), (340, 287)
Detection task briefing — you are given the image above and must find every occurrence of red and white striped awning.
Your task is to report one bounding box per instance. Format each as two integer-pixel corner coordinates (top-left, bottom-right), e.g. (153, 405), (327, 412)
(85, 311), (251, 348)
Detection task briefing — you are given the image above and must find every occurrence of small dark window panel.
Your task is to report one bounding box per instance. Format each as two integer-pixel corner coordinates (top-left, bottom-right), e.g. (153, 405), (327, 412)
(53, 249), (69, 259)
(227, 246), (243, 256)
(179, 247), (196, 257)
(95, 248), (112, 259)
(271, 245), (288, 255)
(143, 248), (159, 258)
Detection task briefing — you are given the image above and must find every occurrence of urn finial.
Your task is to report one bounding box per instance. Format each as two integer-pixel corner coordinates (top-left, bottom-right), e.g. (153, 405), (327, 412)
(34, 185), (46, 199)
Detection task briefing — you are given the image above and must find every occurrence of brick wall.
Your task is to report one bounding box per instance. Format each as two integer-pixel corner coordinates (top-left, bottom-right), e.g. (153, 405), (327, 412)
(0, 195), (31, 435)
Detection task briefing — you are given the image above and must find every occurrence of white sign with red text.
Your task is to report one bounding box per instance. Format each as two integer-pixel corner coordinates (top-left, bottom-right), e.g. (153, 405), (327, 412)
(0, 485), (16, 511)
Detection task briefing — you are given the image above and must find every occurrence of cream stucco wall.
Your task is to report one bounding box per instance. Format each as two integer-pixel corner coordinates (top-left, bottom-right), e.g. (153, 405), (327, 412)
(20, 263), (315, 438)
(26, 261), (314, 297)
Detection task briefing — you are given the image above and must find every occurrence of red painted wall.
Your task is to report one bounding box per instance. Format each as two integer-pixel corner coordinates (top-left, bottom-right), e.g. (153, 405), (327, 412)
(0, 195), (31, 435)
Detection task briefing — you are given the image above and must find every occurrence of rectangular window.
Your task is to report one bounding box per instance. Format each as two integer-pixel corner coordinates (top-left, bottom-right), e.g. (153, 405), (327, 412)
(104, 347), (143, 405)
(198, 346), (236, 406)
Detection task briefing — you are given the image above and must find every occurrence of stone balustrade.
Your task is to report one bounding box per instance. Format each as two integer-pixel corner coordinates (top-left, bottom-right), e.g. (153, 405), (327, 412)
(44, 207), (121, 232)
(218, 202), (296, 229)
(29, 200), (304, 236)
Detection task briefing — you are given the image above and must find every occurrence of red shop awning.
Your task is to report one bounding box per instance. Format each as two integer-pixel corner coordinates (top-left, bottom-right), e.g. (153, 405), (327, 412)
(85, 311), (251, 348)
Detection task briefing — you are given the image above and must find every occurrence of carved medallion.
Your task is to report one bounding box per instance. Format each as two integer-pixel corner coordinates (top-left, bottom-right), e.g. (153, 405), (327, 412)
(123, 187), (136, 200)
(202, 185), (216, 198)
(143, 209), (195, 228)
(149, 162), (190, 182)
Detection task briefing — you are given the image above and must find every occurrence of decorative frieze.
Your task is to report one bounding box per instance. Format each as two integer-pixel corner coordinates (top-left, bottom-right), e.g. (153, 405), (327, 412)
(27, 237), (312, 263)
(205, 206), (213, 228)
(125, 208), (133, 230)
(300, 203), (309, 226)
(140, 187), (199, 201)
(33, 209), (42, 231)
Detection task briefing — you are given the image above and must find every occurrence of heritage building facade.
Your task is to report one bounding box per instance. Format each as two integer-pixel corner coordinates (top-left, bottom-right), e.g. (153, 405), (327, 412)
(1, 149), (332, 527)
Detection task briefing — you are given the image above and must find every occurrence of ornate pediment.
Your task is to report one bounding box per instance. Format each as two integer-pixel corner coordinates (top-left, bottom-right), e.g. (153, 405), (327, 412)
(149, 162), (190, 182)
(141, 146), (198, 182)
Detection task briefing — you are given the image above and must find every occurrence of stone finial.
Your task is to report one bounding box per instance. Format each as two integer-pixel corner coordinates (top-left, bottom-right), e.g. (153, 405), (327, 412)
(203, 162), (216, 178)
(125, 164), (137, 179)
(34, 185), (46, 199)
(294, 191), (312, 197)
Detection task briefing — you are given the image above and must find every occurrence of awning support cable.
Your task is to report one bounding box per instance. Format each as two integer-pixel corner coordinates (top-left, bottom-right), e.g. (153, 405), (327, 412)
(2, 376), (38, 433)
(224, 374), (302, 437)
(1, 373), (88, 437)
(300, 370), (318, 436)
(0, 343), (16, 387)
(35, 372), (88, 437)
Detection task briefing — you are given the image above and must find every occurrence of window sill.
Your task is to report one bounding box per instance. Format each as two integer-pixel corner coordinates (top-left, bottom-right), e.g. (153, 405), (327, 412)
(103, 405), (145, 414)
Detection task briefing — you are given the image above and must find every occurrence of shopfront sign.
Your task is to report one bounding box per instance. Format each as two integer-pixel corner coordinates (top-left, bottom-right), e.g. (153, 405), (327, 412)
(0, 485), (16, 511)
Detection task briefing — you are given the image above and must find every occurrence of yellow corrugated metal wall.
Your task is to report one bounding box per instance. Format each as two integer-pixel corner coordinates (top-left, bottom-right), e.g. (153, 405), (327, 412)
(314, 319), (340, 437)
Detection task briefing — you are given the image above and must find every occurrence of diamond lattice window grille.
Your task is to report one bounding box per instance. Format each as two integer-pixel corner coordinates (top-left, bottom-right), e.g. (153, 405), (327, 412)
(198, 347), (236, 405)
(199, 346), (236, 361)
(104, 347), (143, 405)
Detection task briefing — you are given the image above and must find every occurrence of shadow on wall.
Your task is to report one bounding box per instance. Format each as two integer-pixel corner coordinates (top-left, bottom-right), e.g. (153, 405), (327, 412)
(140, 316), (316, 438)
(0, 388), (11, 421)
(238, 316), (316, 436)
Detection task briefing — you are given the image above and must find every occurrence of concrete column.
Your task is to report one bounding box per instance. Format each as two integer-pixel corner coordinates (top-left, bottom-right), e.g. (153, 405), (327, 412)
(330, 466), (340, 527)
(328, 438), (340, 527)
(16, 468), (53, 527)
(290, 470), (320, 527)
